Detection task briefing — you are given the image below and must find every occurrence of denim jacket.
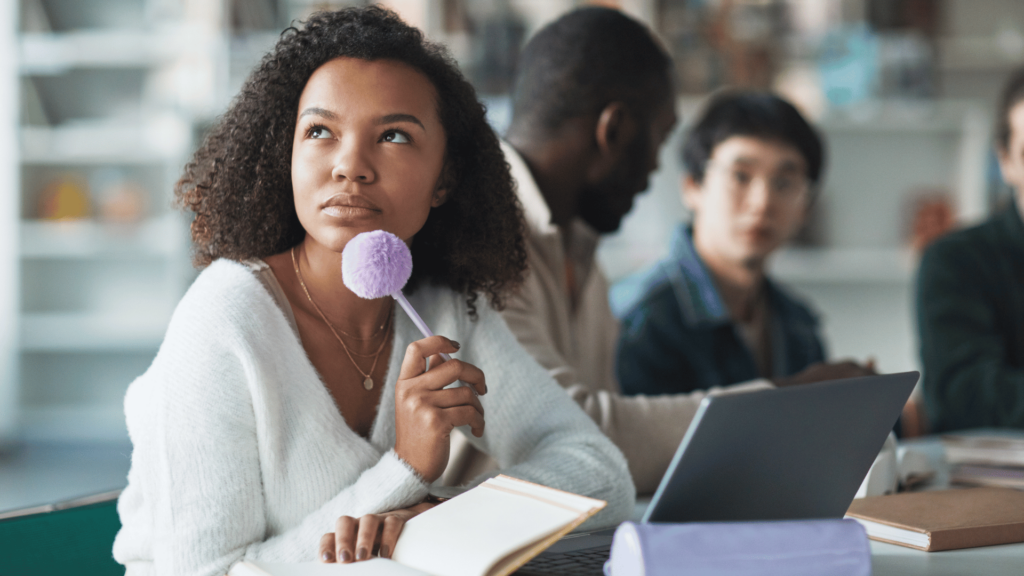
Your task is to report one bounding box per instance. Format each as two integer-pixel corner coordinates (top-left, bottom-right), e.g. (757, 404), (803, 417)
(611, 225), (825, 395)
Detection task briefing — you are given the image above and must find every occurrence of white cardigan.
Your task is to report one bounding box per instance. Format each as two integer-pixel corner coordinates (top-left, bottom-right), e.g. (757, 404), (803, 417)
(112, 259), (633, 576)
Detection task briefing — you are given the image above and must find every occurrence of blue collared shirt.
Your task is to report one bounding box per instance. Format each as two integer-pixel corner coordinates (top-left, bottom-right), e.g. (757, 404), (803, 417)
(610, 225), (825, 395)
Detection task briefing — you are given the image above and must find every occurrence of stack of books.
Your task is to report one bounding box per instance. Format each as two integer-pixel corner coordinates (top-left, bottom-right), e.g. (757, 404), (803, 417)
(943, 435), (1024, 490)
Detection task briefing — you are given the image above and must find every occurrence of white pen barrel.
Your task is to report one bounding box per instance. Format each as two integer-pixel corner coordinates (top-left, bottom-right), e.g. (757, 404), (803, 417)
(393, 292), (453, 362)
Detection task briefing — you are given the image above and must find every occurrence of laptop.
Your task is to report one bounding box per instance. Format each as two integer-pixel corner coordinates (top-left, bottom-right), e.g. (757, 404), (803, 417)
(515, 371), (919, 575)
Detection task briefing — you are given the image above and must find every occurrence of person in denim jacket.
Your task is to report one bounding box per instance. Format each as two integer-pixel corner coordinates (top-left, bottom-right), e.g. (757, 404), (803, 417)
(613, 91), (874, 396)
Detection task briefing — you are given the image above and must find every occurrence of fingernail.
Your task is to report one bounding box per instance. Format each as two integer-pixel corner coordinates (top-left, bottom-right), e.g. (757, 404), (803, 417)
(340, 550), (352, 563)
(450, 340), (461, 350)
(322, 551), (334, 562)
(356, 547), (368, 560)
(379, 544), (390, 558)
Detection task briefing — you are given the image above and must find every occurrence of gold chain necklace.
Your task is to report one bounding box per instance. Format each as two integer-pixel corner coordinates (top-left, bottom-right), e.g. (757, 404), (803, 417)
(291, 246), (392, 391)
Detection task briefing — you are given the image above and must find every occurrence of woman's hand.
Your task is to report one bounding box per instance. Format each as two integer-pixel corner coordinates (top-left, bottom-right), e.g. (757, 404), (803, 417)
(394, 336), (487, 483)
(319, 502), (436, 563)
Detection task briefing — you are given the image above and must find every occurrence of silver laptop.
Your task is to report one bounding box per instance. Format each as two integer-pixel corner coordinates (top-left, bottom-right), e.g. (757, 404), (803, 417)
(515, 371), (919, 575)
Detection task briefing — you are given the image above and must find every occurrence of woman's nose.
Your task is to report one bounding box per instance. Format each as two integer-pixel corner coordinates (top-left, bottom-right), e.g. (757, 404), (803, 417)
(331, 140), (376, 184)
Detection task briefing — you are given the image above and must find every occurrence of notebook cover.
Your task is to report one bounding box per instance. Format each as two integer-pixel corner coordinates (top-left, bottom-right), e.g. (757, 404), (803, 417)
(845, 488), (1024, 551)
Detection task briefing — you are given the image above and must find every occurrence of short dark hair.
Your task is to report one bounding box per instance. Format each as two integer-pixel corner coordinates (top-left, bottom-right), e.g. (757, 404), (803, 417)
(682, 90), (825, 185)
(175, 7), (526, 316)
(508, 7), (672, 137)
(996, 65), (1024, 151)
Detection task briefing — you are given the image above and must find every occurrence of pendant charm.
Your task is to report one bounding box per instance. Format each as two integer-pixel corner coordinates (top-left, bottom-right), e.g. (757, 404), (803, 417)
(363, 376), (374, 390)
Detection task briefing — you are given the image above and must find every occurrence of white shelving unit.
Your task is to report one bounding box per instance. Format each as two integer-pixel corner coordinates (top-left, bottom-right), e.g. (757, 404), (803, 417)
(7, 0), (230, 444)
(0, 0), (331, 445)
(1, 0), (21, 448)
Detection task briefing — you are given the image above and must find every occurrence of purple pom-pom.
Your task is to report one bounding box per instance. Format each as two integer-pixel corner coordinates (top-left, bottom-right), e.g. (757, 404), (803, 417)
(341, 230), (413, 299)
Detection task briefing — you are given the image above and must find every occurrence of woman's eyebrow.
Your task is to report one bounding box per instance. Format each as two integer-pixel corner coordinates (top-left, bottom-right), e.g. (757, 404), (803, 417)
(299, 107), (338, 120)
(376, 113), (425, 130)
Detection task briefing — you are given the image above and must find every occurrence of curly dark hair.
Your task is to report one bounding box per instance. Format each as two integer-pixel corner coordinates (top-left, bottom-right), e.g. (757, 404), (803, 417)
(176, 6), (526, 315)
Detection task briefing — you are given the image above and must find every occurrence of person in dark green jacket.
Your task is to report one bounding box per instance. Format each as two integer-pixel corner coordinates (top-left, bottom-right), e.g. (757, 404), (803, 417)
(917, 67), (1024, 432)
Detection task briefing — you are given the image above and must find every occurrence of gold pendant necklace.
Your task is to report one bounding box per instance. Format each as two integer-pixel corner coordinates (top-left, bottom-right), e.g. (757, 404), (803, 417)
(291, 246), (392, 390)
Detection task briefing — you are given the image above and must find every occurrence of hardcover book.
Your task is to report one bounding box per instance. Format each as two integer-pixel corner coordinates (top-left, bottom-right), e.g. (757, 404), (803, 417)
(845, 487), (1024, 551)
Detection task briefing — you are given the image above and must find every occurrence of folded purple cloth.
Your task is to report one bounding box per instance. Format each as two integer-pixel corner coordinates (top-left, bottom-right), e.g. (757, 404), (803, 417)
(605, 519), (871, 576)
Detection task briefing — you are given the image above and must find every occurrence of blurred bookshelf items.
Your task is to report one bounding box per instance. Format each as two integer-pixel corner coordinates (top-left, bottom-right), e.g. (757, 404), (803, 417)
(94, 170), (147, 224)
(907, 190), (954, 252)
(36, 174), (90, 221)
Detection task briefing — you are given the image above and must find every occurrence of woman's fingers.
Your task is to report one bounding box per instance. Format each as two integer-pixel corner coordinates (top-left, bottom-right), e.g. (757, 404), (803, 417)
(407, 358), (486, 396)
(334, 515), (358, 563)
(446, 404), (486, 437)
(379, 515), (406, 559)
(355, 514), (383, 561)
(398, 336), (460, 380)
(319, 533), (336, 563)
(425, 358), (487, 395)
(432, 386), (485, 417)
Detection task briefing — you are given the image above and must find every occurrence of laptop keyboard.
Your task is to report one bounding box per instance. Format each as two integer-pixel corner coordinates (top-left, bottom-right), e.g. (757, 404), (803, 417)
(515, 546), (610, 575)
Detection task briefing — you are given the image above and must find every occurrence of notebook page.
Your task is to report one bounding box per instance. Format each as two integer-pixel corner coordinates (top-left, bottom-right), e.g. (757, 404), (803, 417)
(391, 476), (603, 576)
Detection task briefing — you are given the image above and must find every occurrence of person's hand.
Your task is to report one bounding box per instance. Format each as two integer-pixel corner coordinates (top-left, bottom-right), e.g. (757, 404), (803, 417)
(319, 501), (436, 563)
(771, 358), (877, 388)
(394, 335), (487, 483)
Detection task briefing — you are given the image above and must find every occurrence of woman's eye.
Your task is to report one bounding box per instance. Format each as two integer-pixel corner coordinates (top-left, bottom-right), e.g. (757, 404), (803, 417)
(309, 125), (333, 139)
(382, 130), (410, 144)
(731, 171), (751, 185)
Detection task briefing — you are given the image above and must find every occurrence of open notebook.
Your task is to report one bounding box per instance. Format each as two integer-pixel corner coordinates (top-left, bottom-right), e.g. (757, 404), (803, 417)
(229, 475), (606, 576)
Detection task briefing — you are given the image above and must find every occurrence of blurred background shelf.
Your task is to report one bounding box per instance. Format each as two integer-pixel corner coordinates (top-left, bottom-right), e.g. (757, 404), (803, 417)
(20, 215), (184, 259)
(769, 247), (916, 284)
(18, 404), (133, 443)
(20, 311), (172, 352)
(19, 28), (215, 73)
(20, 123), (191, 164)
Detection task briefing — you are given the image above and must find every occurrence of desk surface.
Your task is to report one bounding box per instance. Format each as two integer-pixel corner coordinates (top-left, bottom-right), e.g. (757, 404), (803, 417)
(871, 539), (1024, 576)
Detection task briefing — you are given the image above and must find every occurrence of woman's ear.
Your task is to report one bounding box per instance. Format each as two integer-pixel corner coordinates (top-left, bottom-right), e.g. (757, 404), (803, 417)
(432, 159), (455, 207)
(431, 187), (448, 208)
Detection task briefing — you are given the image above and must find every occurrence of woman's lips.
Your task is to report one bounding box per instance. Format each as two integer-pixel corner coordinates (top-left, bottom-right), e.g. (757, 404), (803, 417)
(322, 205), (378, 217)
(320, 193), (381, 217)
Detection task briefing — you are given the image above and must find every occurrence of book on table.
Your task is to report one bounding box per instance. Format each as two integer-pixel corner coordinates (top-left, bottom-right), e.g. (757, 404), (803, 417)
(950, 463), (1024, 490)
(845, 487), (1024, 551)
(942, 434), (1024, 467)
(229, 475), (606, 576)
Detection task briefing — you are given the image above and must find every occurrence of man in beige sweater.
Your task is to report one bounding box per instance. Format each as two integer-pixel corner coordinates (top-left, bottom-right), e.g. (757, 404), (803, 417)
(446, 7), (864, 494)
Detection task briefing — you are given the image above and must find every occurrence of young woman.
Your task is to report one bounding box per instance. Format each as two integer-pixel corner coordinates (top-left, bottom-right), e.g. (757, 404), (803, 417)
(112, 7), (633, 576)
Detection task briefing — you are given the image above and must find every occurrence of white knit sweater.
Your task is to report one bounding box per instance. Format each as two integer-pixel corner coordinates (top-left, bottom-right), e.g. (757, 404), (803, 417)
(112, 259), (633, 576)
